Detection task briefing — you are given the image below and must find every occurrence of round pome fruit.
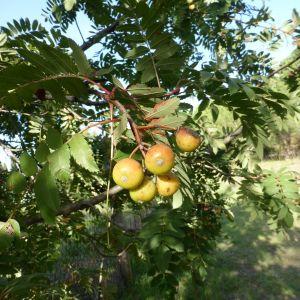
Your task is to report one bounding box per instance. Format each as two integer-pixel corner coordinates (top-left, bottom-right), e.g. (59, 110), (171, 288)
(130, 177), (157, 203)
(112, 158), (144, 189)
(145, 144), (175, 175)
(156, 173), (180, 197)
(175, 127), (201, 152)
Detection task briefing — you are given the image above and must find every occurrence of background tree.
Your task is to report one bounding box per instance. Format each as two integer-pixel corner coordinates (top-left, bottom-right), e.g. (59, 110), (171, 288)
(0, 0), (299, 298)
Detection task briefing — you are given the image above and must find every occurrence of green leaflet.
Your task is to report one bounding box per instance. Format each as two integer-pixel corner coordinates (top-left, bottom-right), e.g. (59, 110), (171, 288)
(145, 98), (180, 119)
(6, 172), (26, 194)
(128, 84), (165, 97)
(68, 38), (92, 75)
(172, 190), (183, 209)
(34, 166), (60, 224)
(20, 152), (37, 177)
(46, 128), (63, 150)
(35, 142), (50, 163)
(114, 113), (128, 146)
(47, 144), (71, 180)
(149, 114), (187, 128)
(68, 134), (99, 173)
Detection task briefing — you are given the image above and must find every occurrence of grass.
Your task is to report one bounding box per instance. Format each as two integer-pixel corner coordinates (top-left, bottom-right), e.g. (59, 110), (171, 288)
(204, 158), (300, 300)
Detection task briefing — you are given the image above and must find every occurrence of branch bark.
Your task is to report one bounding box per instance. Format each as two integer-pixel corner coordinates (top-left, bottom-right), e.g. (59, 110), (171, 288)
(80, 21), (120, 51)
(25, 185), (123, 226)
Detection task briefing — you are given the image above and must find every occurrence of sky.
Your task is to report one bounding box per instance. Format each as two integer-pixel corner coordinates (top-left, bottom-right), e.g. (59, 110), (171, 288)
(0, 0), (299, 169)
(0, 0), (299, 61)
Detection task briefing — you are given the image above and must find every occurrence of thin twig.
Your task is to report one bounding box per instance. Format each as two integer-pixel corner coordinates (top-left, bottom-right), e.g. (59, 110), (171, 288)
(78, 118), (120, 134)
(75, 19), (85, 43)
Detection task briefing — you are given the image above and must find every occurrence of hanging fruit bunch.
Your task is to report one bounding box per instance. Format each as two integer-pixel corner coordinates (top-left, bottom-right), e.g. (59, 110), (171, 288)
(112, 118), (202, 203)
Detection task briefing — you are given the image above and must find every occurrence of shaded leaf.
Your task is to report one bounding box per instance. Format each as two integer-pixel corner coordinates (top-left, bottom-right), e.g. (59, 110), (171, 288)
(20, 152), (37, 177)
(34, 166), (60, 224)
(68, 38), (92, 75)
(35, 142), (50, 163)
(46, 128), (63, 150)
(6, 172), (26, 194)
(48, 144), (71, 178)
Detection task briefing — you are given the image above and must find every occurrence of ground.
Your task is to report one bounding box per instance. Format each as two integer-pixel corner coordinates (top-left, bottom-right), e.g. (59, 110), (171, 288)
(205, 158), (300, 300)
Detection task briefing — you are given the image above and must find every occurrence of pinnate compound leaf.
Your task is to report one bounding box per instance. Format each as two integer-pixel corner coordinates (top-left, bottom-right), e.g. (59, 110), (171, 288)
(146, 98), (180, 119)
(20, 152), (37, 177)
(68, 134), (99, 173)
(34, 166), (60, 224)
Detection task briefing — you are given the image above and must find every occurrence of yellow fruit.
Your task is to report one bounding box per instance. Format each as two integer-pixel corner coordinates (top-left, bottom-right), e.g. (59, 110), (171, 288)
(175, 127), (201, 152)
(187, 0), (193, 3)
(145, 144), (175, 175)
(189, 4), (196, 10)
(130, 177), (157, 203)
(112, 158), (144, 189)
(156, 173), (180, 197)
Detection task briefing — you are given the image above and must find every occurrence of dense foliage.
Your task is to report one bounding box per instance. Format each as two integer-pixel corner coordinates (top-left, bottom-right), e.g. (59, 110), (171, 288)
(0, 0), (299, 298)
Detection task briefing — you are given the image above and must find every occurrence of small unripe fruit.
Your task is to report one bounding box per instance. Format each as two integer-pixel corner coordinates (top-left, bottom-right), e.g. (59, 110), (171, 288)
(187, 0), (193, 3)
(130, 177), (157, 203)
(112, 158), (144, 189)
(145, 144), (175, 175)
(189, 4), (196, 10)
(175, 127), (201, 152)
(156, 173), (180, 197)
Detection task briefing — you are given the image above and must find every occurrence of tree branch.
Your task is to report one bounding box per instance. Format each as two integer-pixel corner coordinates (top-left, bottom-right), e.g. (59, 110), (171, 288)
(80, 21), (120, 51)
(267, 54), (300, 79)
(25, 185), (124, 226)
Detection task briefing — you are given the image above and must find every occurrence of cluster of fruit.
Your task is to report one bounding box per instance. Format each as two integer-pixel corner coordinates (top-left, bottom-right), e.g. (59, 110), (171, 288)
(112, 127), (202, 203)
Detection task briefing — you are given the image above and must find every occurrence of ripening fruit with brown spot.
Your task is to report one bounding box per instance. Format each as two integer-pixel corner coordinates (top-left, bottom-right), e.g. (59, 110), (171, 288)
(156, 173), (180, 197)
(112, 158), (144, 189)
(129, 177), (157, 203)
(145, 144), (175, 175)
(175, 127), (201, 152)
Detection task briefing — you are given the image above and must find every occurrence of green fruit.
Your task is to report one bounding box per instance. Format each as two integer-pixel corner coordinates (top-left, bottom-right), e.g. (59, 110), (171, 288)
(0, 222), (14, 251)
(130, 177), (157, 203)
(175, 127), (201, 152)
(157, 173), (180, 197)
(112, 158), (144, 189)
(145, 144), (175, 175)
